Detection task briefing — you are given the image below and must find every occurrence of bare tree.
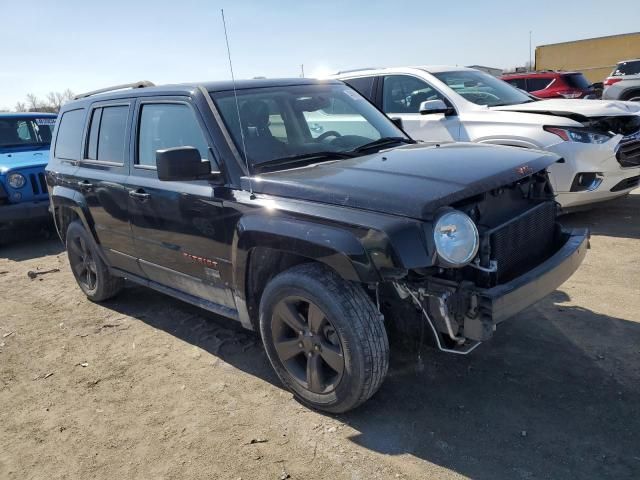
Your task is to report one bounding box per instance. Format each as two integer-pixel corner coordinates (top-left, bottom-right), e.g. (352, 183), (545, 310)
(46, 89), (74, 111)
(13, 90), (74, 113)
(18, 90), (72, 113)
(25, 93), (42, 111)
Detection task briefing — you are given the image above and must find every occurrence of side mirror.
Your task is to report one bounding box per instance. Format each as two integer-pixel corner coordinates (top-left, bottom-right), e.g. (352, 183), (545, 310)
(390, 117), (404, 129)
(156, 146), (219, 181)
(419, 99), (454, 116)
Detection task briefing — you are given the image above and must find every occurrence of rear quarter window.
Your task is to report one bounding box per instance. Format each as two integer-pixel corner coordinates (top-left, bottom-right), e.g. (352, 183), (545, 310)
(343, 77), (375, 100)
(563, 73), (591, 89)
(54, 109), (85, 160)
(613, 61), (640, 77)
(526, 77), (552, 92)
(504, 78), (526, 90)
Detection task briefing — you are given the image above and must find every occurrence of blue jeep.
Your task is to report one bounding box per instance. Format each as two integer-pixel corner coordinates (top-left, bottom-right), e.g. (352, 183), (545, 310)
(0, 113), (57, 237)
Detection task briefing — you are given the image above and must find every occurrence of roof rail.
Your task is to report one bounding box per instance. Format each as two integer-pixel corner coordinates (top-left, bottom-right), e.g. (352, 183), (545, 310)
(334, 67), (378, 75)
(73, 81), (155, 100)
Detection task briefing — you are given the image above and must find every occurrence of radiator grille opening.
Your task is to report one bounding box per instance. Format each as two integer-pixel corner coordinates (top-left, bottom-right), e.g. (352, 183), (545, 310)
(487, 201), (557, 282)
(29, 174), (40, 195)
(617, 137), (640, 168)
(25, 172), (48, 197)
(38, 172), (47, 194)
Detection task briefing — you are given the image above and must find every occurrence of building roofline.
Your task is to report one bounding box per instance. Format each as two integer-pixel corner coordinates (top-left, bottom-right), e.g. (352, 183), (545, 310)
(537, 31), (640, 49)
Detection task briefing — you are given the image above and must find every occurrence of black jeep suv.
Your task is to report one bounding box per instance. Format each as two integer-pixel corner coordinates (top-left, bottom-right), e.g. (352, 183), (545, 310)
(46, 78), (588, 412)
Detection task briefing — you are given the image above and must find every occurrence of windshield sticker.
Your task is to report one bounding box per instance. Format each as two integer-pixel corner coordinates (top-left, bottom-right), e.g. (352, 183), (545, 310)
(343, 89), (362, 100)
(35, 118), (56, 126)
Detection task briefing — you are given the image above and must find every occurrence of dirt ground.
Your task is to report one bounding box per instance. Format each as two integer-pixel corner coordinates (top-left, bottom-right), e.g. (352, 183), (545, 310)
(1, 191), (639, 480)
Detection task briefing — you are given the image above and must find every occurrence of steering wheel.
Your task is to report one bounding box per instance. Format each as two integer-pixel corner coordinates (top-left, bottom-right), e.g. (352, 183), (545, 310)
(317, 130), (342, 142)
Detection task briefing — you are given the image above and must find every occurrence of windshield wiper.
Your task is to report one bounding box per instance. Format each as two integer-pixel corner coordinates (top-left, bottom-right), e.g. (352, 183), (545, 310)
(253, 151), (356, 173)
(351, 136), (414, 154)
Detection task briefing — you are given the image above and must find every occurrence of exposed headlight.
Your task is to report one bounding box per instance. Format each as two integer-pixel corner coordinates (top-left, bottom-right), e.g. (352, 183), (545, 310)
(8, 173), (26, 189)
(544, 126), (611, 144)
(433, 210), (479, 267)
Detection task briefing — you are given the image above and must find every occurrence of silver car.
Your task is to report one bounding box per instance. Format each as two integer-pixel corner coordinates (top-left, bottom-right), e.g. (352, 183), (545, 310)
(603, 59), (640, 101)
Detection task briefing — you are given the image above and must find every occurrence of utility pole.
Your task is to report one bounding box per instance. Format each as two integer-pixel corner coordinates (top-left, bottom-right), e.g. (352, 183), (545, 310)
(529, 31), (533, 71)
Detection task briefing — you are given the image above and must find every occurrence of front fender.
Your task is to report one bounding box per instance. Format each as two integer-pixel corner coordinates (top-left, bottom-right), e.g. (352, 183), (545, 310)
(232, 214), (379, 296)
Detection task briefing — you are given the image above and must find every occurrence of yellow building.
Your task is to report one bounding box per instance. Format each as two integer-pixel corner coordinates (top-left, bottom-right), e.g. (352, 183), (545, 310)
(535, 32), (640, 83)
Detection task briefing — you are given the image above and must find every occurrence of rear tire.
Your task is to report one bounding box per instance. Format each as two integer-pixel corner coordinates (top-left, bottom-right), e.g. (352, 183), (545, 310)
(259, 263), (389, 413)
(623, 90), (640, 102)
(66, 221), (123, 302)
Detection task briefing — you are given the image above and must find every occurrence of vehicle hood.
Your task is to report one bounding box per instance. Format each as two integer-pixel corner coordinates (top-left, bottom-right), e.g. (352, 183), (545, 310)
(492, 99), (640, 119)
(245, 143), (559, 220)
(0, 149), (49, 174)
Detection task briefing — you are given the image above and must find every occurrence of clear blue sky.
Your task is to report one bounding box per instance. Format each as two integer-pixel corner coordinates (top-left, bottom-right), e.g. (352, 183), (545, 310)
(1, 0), (639, 108)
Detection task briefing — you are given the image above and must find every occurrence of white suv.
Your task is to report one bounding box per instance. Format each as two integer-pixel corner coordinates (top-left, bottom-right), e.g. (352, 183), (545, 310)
(332, 66), (640, 209)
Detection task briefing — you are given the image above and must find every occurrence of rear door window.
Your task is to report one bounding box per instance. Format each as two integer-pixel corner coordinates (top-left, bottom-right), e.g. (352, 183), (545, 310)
(96, 106), (128, 163)
(82, 105), (129, 164)
(83, 105), (129, 163)
(55, 109), (85, 160)
(526, 78), (552, 92)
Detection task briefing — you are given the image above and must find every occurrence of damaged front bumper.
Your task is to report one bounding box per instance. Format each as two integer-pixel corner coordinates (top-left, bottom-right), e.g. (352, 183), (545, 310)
(547, 137), (640, 209)
(399, 228), (589, 351)
(474, 227), (588, 327)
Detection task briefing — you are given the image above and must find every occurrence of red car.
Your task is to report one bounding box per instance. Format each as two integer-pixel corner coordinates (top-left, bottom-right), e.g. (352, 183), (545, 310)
(500, 71), (595, 99)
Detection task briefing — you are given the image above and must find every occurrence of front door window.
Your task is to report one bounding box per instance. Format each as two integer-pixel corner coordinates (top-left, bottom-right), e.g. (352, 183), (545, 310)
(382, 75), (445, 114)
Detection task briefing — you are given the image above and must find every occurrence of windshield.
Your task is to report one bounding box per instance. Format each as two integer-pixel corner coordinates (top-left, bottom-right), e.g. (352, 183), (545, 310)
(432, 70), (534, 107)
(0, 116), (55, 148)
(211, 83), (409, 169)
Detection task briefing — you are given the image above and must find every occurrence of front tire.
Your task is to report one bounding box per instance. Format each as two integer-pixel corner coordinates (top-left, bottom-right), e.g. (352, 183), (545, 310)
(66, 221), (123, 302)
(259, 263), (389, 413)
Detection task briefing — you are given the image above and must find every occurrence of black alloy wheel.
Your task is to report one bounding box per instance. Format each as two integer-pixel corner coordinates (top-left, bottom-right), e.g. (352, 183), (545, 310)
(68, 234), (98, 292)
(271, 296), (345, 394)
(259, 263), (389, 413)
(65, 221), (123, 302)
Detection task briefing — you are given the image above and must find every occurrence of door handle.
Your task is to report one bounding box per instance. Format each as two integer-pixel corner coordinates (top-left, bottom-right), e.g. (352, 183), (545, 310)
(77, 180), (93, 191)
(129, 189), (151, 201)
